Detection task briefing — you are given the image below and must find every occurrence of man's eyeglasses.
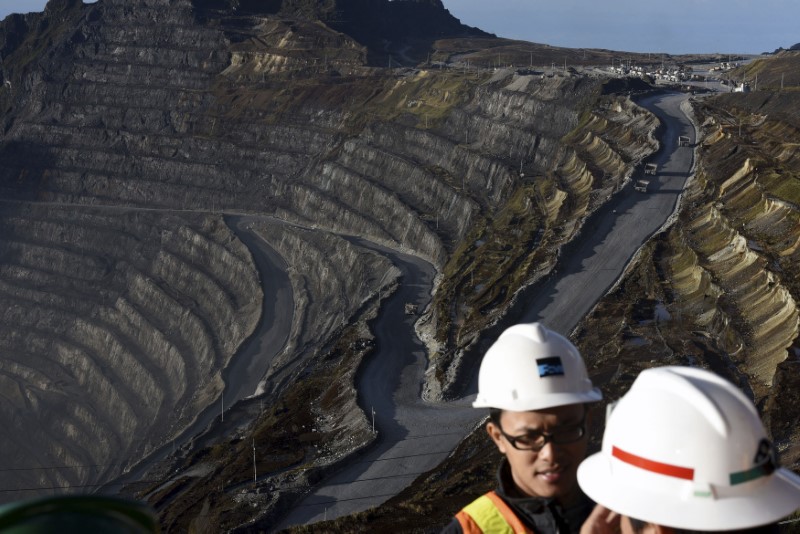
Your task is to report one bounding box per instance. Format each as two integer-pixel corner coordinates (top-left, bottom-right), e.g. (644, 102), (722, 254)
(497, 418), (586, 451)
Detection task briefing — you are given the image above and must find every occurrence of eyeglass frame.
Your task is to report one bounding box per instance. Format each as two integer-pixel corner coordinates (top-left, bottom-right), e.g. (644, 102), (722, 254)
(493, 410), (588, 451)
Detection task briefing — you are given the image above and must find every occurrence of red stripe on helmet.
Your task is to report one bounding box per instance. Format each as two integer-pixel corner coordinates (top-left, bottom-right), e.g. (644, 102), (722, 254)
(612, 446), (694, 480)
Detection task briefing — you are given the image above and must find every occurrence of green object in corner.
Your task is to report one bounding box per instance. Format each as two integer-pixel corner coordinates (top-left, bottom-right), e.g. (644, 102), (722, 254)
(0, 496), (158, 533)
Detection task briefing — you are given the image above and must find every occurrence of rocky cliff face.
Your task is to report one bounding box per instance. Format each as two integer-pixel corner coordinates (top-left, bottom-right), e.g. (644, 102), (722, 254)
(303, 78), (800, 534)
(0, 0), (267, 498)
(0, 0), (660, 523)
(575, 86), (800, 469)
(0, 204), (261, 497)
(0, 0), (473, 501)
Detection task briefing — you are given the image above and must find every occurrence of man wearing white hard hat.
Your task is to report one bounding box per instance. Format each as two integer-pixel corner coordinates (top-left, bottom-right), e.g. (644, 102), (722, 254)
(443, 322), (603, 533)
(578, 366), (800, 534)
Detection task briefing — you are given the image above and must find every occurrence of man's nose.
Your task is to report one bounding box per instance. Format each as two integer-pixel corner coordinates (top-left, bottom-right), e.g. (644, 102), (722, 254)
(537, 440), (556, 462)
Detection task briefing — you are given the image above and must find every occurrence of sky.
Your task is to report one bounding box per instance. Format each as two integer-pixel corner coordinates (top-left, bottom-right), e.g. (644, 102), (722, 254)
(1, 0), (797, 55)
(442, 0), (799, 55)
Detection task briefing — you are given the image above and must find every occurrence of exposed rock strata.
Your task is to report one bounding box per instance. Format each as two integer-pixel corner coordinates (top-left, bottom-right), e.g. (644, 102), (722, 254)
(0, 0), (661, 522)
(249, 221), (401, 393)
(422, 89), (660, 399)
(0, 0), (492, 503)
(0, 204), (260, 497)
(575, 91), (800, 472)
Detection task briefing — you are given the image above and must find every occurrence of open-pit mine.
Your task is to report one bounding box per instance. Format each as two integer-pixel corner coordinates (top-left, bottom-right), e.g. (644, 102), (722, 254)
(0, 0), (797, 531)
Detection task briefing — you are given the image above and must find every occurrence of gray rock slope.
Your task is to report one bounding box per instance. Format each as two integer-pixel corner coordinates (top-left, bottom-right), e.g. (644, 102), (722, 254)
(0, 0), (656, 501)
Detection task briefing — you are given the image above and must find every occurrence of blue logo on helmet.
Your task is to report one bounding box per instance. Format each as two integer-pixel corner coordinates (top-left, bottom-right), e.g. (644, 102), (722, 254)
(536, 356), (564, 377)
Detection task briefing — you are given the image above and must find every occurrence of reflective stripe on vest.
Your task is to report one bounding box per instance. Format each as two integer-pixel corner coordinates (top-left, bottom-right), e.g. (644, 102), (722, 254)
(455, 491), (535, 534)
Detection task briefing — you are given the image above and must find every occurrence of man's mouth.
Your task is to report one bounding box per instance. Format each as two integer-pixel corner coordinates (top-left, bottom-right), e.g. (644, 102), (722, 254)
(536, 467), (564, 483)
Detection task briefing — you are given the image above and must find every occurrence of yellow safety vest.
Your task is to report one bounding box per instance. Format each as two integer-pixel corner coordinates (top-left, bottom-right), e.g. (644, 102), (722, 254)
(455, 491), (535, 534)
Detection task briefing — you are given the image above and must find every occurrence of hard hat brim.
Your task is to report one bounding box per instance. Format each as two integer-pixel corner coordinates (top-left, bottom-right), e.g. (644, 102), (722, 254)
(578, 451), (800, 530)
(472, 387), (602, 411)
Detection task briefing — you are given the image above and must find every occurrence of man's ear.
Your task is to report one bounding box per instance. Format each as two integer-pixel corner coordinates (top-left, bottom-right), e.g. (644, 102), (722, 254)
(486, 421), (508, 455)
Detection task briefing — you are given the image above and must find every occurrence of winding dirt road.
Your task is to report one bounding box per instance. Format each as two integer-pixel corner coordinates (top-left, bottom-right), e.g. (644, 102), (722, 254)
(102, 215), (294, 491)
(277, 90), (697, 528)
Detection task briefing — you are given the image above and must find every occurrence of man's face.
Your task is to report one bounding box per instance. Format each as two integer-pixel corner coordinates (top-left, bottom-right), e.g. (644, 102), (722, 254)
(487, 403), (588, 504)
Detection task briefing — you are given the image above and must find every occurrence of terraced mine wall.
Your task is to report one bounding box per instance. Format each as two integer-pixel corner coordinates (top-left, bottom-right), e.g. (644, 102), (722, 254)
(304, 89), (800, 532)
(0, 0), (661, 519)
(248, 220), (401, 395)
(574, 91), (800, 473)
(668, 97), (800, 403)
(0, 204), (261, 498)
(422, 89), (660, 400)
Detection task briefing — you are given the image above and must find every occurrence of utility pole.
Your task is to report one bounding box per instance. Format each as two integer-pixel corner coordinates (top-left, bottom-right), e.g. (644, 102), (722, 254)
(221, 394), (224, 422)
(372, 406), (375, 433)
(252, 438), (257, 486)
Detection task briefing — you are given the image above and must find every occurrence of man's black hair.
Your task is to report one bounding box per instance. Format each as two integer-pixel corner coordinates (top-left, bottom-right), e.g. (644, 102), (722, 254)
(489, 408), (502, 426)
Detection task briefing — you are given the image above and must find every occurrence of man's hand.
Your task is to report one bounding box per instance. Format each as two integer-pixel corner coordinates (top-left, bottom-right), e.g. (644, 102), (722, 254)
(580, 504), (620, 534)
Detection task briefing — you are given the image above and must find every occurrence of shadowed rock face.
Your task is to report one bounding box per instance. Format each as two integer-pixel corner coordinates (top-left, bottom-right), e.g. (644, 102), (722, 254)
(0, 204), (261, 497)
(195, 0), (487, 58)
(0, 0), (659, 514)
(0, 0), (268, 498)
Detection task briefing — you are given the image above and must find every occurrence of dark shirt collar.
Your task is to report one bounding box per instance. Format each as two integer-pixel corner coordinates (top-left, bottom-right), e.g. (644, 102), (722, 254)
(494, 459), (594, 534)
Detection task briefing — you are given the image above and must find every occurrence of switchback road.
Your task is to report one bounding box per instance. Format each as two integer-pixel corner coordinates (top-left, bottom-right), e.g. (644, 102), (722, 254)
(279, 91), (697, 528)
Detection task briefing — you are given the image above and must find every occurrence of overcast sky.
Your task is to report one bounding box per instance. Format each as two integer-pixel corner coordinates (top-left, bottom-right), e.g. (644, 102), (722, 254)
(1, 0), (797, 55)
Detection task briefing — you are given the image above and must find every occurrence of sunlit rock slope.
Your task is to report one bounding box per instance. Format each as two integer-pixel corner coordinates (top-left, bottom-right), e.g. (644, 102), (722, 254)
(0, 0), (662, 523)
(576, 84), (800, 471)
(308, 62), (800, 534)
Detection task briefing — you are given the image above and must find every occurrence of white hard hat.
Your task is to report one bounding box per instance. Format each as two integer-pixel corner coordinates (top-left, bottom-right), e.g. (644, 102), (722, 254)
(473, 322), (601, 411)
(578, 366), (800, 531)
